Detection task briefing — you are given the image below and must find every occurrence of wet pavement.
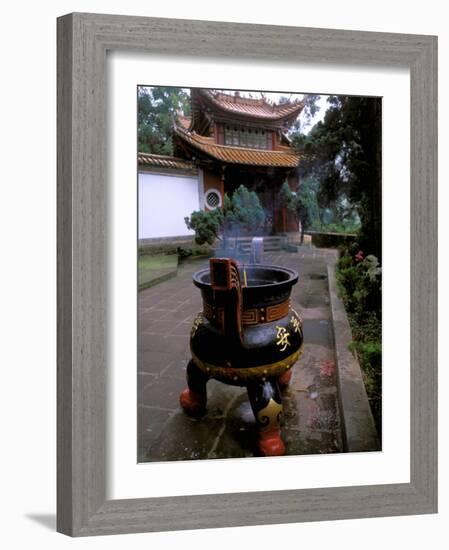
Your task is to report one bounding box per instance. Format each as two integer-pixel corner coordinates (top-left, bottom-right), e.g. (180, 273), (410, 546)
(138, 246), (342, 462)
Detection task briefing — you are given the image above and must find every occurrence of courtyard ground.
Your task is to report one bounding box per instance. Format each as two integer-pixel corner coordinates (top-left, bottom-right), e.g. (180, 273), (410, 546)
(138, 246), (347, 462)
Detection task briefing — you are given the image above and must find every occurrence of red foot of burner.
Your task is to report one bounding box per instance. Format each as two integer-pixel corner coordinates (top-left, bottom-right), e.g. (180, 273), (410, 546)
(258, 430), (286, 456)
(278, 370), (292, 391)
(179, 389), (206, 417)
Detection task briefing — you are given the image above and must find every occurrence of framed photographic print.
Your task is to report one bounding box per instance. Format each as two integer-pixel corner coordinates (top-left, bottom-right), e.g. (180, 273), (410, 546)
(57, 13), (437, 536)
(135, 85), (380, 463)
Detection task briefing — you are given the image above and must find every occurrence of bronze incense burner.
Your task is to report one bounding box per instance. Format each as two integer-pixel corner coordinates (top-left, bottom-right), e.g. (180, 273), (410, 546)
(180, 258), (303, 456)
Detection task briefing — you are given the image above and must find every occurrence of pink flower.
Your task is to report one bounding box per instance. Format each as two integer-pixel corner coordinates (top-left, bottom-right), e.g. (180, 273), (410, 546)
(355, 250), (364, 263)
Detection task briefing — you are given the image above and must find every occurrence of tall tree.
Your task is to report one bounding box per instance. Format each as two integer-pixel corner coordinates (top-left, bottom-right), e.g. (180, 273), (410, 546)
(293, 96), (382, 259)
(138, 87), (191, 154)
(279, 94), (320, 134)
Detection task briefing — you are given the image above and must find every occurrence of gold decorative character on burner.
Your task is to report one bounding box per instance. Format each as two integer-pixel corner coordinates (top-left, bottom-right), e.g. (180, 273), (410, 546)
(291, 308), (303, 324)
(290, 315), (301, 334)
(275, 326), (291, 351)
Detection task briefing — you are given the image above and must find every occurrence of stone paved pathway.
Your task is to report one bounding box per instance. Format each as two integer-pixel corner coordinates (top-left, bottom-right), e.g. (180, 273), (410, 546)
(138, 246), (342, 462)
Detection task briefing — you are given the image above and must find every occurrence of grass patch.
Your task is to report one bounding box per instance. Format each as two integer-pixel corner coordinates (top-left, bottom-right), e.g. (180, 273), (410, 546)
(139, 242), (213, 258)
(138, 254), (178, 290)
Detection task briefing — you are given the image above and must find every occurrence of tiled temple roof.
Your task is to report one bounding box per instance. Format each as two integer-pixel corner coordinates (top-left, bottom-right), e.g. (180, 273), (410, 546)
(200, 89), (304, 121)
(138, 152), (197, 172)
(175, 127), (300, 168)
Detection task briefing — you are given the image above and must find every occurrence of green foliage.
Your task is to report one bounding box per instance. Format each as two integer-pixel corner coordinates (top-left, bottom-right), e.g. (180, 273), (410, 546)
(310, 221), (360, 234)
(293, 95), (381, 259)
(350, 311), (382, 345)
(185, 185), (265, 245)
(138, 86), (191, 154)
(221, 193), (234, 235)
(279, 181), (305, 227)
(336, 252), (381, 319)
(348, 339), (382, 398)
(336, 249), (382, 434)
(282, 94), (321, 134)
(297, 178), (320, 226)
(279, 182), (297, 213)
(230, 185), (265, 235)
(279, 178), (321, 230)
(176, 244), (213, 261)
(138, 243), (179, 256)
(184, 209), (223, 245)
(176, 247), (192, 261)
(139, 241), (212, 258)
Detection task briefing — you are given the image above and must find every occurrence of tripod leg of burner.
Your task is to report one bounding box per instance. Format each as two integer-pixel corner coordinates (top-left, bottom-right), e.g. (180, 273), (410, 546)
(278, 369), (292, 391)
(179, 359), (208, 417)
(247, 379), (285, 456)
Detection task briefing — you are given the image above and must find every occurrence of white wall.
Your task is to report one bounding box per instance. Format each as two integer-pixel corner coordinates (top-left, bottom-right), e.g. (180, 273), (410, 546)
(138, 171), (199, 239)
(0, 1), (447, 550)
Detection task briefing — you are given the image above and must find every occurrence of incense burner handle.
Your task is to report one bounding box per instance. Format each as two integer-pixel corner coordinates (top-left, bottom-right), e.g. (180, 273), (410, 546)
(209, 258), (243, 347)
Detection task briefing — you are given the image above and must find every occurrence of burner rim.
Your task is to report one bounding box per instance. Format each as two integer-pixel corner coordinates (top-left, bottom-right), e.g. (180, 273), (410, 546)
(193, 264), (298, 290)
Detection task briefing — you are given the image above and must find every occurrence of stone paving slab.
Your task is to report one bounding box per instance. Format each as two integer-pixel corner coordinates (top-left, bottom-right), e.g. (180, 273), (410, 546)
(138, 247), (343, 462)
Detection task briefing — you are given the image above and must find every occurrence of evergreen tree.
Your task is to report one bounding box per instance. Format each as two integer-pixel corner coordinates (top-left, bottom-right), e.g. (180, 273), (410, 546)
(185, 185), (265, 245)
(138, 86), (191, 154)
(293, 96), (382, 259)
(231, 185), (265, 235)
(184, 209), (223, 246)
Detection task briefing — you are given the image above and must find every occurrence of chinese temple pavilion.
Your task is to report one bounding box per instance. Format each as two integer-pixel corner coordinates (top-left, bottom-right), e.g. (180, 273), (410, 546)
(138, 88), (304, 241)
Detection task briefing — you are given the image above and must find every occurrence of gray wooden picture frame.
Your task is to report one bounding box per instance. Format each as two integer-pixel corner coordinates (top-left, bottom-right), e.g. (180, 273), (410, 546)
(57, 12), (438, 537)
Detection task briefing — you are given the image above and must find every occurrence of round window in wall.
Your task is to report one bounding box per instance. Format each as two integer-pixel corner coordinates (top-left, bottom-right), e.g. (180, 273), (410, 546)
(205, 189), (222, 209)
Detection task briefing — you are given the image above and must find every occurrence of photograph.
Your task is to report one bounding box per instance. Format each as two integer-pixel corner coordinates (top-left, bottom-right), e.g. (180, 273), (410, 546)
(137, 85), (382, 461)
